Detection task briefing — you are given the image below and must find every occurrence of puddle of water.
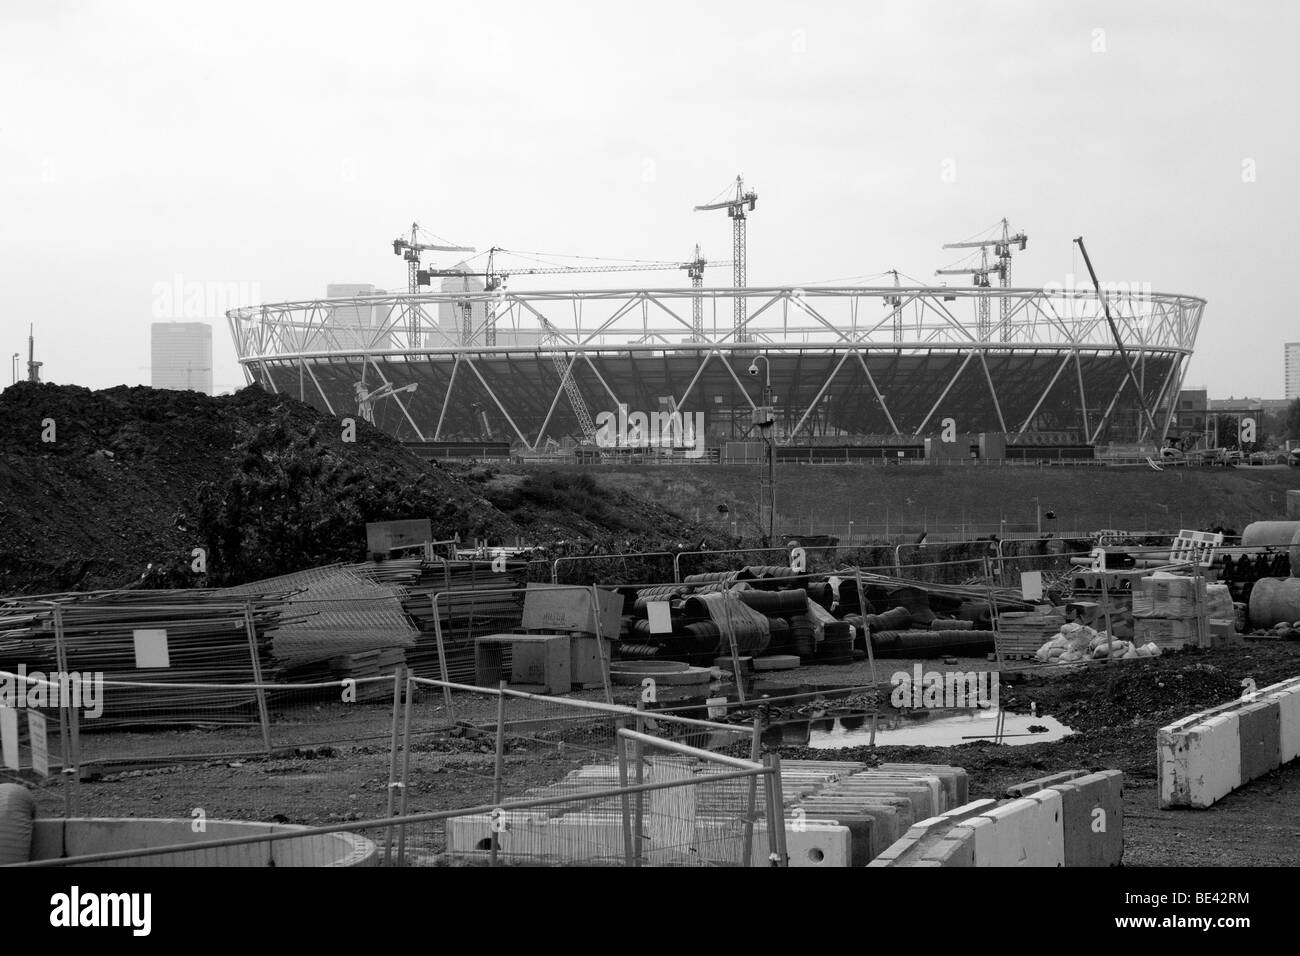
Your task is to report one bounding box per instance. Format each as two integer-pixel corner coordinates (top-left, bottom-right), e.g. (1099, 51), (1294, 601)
(807, 708), (1073, 749)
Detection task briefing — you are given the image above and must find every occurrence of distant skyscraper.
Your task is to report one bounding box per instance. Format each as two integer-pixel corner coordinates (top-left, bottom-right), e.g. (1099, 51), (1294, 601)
(151, 322), (213, 394)
(1286, 343), (1300, 400)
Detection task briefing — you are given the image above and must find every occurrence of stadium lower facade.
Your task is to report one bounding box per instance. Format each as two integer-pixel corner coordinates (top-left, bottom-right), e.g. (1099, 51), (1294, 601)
(226, 285), (1204, 450)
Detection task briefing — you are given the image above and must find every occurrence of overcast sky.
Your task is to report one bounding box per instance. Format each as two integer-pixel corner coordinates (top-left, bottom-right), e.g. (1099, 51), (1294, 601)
(2, 1), (1294, 397)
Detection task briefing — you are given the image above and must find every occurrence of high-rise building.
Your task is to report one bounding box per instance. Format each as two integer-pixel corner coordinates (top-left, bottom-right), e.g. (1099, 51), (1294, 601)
(1285, 343), (1300, 400)
(151, 322), (213, 394)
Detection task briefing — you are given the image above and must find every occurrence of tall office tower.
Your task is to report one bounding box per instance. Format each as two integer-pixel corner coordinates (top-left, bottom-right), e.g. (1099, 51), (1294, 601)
(151, 322), (213, 394)
(1285, 342), (1300, 400)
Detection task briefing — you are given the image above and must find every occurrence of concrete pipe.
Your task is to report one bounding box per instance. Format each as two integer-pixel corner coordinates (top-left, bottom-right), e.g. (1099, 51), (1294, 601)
(1247, 577), (1300, 629)
(1240, 520), (1300, 549)
(0, 783), (36, 865)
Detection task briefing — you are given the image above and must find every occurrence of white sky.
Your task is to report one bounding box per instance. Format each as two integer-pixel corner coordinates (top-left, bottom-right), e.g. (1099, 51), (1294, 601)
(2, 0), (1295, 397)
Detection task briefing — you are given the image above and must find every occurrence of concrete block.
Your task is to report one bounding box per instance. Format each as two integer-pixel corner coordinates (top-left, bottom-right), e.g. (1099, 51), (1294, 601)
(880, 763), (969, 805)
(1006, 769), (1088, 798)
(801, 811), (875, 866)
(842, 771), (945, 813)
(1269, 685), (1300, 764)
(919, 826), (976, 866)
(968, 790), (1064, 867)
(801, 796), (913, 857)
(1237, 700), (1281, 782)
(753, 821), (851, 867)
(867, 799), (996, 867)
(1159, 712), (1241, 808)
(823, 782), (935, 818)
(31, 819), (63, 860)
(1049, 770), (1124, 867)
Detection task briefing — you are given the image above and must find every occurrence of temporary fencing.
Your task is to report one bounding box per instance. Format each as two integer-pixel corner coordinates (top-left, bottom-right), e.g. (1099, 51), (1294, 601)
(13, 672), (783, 868)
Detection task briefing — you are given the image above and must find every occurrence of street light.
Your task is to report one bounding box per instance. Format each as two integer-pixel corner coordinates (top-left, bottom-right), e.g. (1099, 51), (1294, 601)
(748, 355), (775, 545)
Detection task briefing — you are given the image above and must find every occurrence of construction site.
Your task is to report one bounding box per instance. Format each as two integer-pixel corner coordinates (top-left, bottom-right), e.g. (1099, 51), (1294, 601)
(2, 159), (1299, 871)
(3, 336), (1300, 869)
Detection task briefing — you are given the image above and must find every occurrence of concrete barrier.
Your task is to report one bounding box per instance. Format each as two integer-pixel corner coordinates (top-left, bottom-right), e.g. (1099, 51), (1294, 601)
(872, 770), (1124, 867)
(794, 764), (968, 864)
(1158, 676), (1300, 808)
(968, 790), (1065, 866)
(30, 818), (376, 867)
(867, 799), (996, 867)
(1052, 771), (1124, 867)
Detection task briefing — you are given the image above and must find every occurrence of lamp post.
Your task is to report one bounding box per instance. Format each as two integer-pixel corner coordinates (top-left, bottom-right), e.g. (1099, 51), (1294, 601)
(748, 355), (775, 545)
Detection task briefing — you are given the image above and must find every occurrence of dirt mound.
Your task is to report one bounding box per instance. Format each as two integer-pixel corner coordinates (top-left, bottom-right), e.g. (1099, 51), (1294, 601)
(0, 383), (713, 593)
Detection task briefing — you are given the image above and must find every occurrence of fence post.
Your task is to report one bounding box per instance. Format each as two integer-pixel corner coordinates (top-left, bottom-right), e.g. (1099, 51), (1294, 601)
(589, 584), (615, 705)
(762, 758), (782, 866)
(241, 602), (272, 755)
(633, 700), (645, 867)
(383, 664), (405, 866)
(430, 593), (456, 720)
(490, 680), (507, 868)
(51, 605), (76, 816)
(983, 558), (1006, 671)
(396, 669), (415, 867)
(853, 567), (879, 689)
(769, 751), (789, 866)
(742, 716), (760, 867)
(616, 717), (634, 866)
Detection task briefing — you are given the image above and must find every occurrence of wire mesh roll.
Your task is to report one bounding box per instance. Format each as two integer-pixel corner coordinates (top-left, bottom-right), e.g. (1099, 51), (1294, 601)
(869, 629), (993, 658)
(682, 620), (721, 651)
(790, 614), (815, 658)
(863, 606), (912, 632)
(735, 588), (808, 615)
(930, 618), (973, 631)
(683, 571), (740, 586)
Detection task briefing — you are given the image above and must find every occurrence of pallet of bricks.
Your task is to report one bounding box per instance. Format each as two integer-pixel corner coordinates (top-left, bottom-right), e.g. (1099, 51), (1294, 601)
(1068, 569), (1148, 645)
(1131, 573), (1239, 651)
(995, 607), (1066, 661)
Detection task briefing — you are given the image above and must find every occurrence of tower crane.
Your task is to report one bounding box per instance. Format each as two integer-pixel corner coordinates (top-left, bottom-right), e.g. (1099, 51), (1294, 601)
(685, 244), (708, 341)
(694, 175), (757, 343)
(940, 219), (1028, 339)
(406, 242), (730, 443)
(391, 222), (475, 346)
(885, 269), (904, 342)
(419, 255), (730, 346)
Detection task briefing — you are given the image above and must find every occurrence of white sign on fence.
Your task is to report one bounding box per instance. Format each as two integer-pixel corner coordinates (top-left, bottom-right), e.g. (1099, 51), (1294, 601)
(647, 601), (673, 635)
(0, 706), (18, 771)
(27, 711), (48, 777)
(1021, 571), (1044, 601)
(133, 629), (171, 668)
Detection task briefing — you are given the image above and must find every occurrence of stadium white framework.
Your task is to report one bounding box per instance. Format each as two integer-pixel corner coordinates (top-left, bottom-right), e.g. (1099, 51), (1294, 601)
(227, 284), (1205, 449)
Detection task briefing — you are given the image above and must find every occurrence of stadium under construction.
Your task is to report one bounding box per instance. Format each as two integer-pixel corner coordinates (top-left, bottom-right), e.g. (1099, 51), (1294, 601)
(227, 283), (1201, 455)
(226, 209), (1204, 459)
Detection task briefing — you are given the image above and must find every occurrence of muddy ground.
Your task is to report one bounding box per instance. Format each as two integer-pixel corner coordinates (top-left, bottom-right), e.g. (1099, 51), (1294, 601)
(15, 640), (1299, 865)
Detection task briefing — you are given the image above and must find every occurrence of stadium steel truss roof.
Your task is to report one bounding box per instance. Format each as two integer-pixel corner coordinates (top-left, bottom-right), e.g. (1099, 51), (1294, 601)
(227, 284), (1204, 448)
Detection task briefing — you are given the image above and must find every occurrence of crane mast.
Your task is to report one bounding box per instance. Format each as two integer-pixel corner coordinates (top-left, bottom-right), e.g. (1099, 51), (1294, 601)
(391, 222), (474, 346)
(695, 176), (757, 343)
(686, 244), (707, 341)
(941, 219), (1027, 341)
